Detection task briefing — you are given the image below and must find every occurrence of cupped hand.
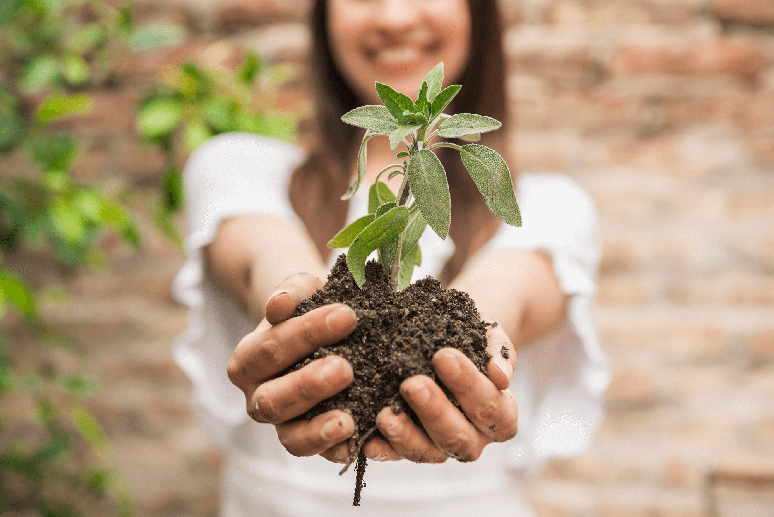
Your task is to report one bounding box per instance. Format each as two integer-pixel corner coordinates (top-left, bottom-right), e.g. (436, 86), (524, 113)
(322, 323), (519, 464)
(227, 273), (359, 457)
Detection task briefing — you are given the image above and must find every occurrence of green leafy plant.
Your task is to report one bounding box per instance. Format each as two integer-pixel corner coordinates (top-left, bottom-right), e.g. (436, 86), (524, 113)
(330, 62), (521, 291)
(135, 49), (298, 246)
(1, 1), (137, 515)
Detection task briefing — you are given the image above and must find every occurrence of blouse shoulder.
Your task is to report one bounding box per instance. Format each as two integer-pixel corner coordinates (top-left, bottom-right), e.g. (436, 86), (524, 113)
(487, 173), (601, 297)
(182, 133), (305, 252)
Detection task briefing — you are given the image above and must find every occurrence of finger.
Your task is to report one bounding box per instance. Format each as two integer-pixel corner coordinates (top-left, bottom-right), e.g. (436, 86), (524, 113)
(375, 407), (448, 463)
(276, 410), (355, 457)
(361, 434), (406, 462)
(433, 348), (519, 443)
(265, 273), (324, 326)
(250, 355), (353, 424)
(484, 324), (517, 391)
(400, 375), (489, 462)
(227, 303), (357, 389)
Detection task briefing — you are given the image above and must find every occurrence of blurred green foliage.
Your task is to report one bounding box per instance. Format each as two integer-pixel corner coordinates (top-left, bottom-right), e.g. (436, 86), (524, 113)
(135, 46), (297, 245)
(1, 0), (136, 515)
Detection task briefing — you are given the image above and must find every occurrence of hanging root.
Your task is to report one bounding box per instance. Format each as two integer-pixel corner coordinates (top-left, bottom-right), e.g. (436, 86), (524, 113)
(352, 450), (367, 506)
(338, 426), (379, 475)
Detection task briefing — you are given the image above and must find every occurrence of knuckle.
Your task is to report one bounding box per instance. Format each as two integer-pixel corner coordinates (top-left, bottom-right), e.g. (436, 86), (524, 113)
(496, 423), (519, 442)
(256, 337), (284, 372)
(472, 400), (500, 424)
(438, 432), (472, 459)
(226, 357), (243, 386)
(254, 388), (280, 424)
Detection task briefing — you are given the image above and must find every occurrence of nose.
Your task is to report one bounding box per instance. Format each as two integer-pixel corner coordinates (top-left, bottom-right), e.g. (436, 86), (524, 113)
(371, 0), (423, 33)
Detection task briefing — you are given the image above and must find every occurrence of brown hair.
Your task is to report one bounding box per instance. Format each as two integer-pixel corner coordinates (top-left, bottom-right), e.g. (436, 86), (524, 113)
(289, 0), (511, 285)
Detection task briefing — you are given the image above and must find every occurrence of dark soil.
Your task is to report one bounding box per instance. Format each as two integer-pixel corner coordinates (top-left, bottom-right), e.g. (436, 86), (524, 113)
(286, 254), (494, 503)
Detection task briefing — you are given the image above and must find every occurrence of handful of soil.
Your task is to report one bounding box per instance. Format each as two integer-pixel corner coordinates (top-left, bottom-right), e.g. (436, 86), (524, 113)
(285, 254), (494, 504)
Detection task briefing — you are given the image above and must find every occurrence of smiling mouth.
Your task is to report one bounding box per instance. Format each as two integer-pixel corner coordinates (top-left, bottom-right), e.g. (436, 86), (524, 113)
(365, 42), (441, 69)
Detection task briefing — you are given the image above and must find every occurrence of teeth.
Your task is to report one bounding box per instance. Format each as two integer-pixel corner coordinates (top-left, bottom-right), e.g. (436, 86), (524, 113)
(376, 47), (420, 65)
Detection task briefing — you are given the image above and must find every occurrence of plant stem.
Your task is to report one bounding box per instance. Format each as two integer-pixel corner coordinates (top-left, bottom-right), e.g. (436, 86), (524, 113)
(388, 171), (412, 292)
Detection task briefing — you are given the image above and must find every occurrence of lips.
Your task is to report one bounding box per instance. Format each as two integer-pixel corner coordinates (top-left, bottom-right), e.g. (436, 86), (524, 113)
(364, 41), (441, 73)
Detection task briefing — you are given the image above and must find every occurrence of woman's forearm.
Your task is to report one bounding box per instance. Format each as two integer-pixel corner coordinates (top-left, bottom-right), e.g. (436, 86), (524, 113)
(448, 247), (569, 350)
(204, 213), (329, 322)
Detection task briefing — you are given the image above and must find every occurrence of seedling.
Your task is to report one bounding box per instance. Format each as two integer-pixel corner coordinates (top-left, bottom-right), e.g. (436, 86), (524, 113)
(329, 62), (522, 291)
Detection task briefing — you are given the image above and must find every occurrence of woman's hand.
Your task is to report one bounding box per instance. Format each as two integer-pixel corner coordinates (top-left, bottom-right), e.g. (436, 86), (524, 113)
(227, 273), (359, 457)
(321, 325), (519, 464)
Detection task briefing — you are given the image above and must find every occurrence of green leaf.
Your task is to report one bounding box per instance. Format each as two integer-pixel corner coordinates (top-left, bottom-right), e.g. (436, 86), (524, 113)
(416, 81), (429, 115)
(68, 23), (107, 53)
(183, 121), (212, 152)
(239, 51), (262, 84)
(460, 132), (481, 142)
(328, 214), (374, 248)
(396, 151), (409, 159)
(59, 54), (90, 86)
(341, 105), (400, 135)
(389, 123), (421, 150)
(347, 206), (409, 287)
(430, 84), (461, 119)
(388, 169), (402, 181)
(0, 0), (23, 24)
(375, 82), (417, 122)
(250, 113), (295, 141)
(368, 181), (396, 213)
(71, 407), (107, 448)
(50, 199), (86, 244)
(20, 55), (59, 92)
(128, 23), (187, 51)
(402, 208), (427, 257)
(160, 166), (184, 213)
(422, 62), (444, 103)
(0, 268), (37, 318)
(0, 109), (25, 152)
(36, 94), (93, 124)
(375, 201), (396, 218)
(398, 242), (422, 291)
(203, 97), (235, 133)
(460, 144), (522, 227)
(136, 97), (182, 140)
(341, 130), (375, 200)
(407, 149), (450, 239)
(438, 113), (501, 139)
(31, 134), (76, 170)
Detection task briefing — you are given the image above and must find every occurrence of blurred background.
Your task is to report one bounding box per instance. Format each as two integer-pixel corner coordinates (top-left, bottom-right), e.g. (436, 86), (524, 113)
(1, 0), (773, 516)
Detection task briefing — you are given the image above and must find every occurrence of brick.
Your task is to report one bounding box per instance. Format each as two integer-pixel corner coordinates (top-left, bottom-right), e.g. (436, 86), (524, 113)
(610, 39), (767, 81)
(216, 0), (312, 31)
(605, 366), (659, 410)
(597, 273), (663, 305)
(668, 274), (774, 305)
(711, 0), (774, 27)
(746, 330), (774, 363)
(545, 0), (702, 25)
(236, 23), (310, 62)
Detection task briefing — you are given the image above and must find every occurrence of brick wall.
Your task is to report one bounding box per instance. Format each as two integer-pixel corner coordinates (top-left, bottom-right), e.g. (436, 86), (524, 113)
(10, 0), (773, 515)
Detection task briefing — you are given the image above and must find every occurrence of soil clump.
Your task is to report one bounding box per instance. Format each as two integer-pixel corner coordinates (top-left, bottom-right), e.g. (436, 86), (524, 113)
(286, 254), (494, 481)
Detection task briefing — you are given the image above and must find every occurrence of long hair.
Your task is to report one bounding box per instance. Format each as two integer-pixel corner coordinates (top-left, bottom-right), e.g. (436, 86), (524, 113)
(289, 0), (510, 285)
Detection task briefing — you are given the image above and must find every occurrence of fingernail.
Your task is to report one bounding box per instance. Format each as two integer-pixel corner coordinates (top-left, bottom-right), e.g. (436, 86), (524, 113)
(403, 379), (430, 406)
(378, 414), (401, 440)
(321, 419), (346, 442)
(325, 306), (357, 333)
(269, 288), (289, 298)
(319, 357), (346, 384)
(434, 349), (461, 378)
(493, 354), (513, 380)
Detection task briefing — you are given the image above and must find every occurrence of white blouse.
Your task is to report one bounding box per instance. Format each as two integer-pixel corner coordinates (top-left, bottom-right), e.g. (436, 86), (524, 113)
(172, 133), (611, 516)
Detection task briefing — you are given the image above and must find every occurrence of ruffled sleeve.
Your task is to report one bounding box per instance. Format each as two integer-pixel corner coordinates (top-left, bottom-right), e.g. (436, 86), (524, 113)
(483, 173), (611, 471)
(171, 133), (305, 450)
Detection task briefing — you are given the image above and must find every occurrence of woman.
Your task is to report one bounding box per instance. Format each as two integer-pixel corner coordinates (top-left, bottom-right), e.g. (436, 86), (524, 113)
(172, 0), (611, 515)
